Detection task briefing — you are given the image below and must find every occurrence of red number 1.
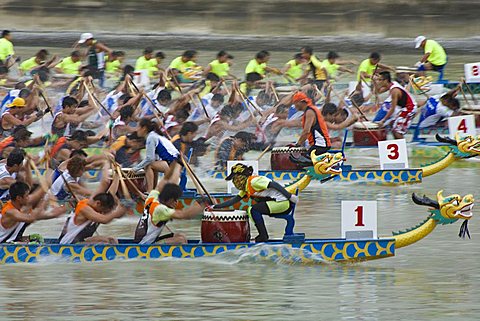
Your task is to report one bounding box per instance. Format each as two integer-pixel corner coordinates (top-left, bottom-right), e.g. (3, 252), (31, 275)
(457, 119), (467, 133)
(355, 206), (365, 226)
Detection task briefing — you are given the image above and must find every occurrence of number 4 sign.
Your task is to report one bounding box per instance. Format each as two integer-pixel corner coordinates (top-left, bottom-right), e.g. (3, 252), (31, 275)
(341, 201), (377, 239)
(448, 115), (476, 138)
(377, 139), (409, 170)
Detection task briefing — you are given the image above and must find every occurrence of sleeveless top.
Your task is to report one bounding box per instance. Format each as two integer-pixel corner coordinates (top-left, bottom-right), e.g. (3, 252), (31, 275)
(50, 170), (79, 201)
(389, 82), (416, 112)
(0, 164), (16, 200)
(0, 201), (29, 243)
(134, 190), (173, 244)
(58, 199), (99, 244)
(302, 105), (331, 148)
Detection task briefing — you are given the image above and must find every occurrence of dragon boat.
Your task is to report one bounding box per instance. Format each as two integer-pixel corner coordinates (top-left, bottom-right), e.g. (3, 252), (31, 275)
(0, 190), (473, 264)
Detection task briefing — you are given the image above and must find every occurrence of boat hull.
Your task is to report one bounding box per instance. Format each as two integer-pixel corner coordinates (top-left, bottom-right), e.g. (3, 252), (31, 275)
(0, 238), (396, 264)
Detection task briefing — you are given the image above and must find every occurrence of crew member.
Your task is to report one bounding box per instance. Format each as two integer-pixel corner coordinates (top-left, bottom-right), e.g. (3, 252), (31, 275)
(414, 36), (447, 75)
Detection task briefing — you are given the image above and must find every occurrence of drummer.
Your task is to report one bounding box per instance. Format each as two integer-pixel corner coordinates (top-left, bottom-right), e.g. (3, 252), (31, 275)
(134, 161), (206, 245)
(213, 163), (298, 242)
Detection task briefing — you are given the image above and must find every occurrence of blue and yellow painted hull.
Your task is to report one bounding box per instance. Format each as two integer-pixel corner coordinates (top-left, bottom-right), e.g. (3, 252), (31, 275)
(0, 238), (396, 264)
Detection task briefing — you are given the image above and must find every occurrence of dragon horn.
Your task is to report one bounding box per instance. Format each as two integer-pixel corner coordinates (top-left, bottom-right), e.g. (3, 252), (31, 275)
(411, 193), (440, 209)
(435, 133), (457, 146)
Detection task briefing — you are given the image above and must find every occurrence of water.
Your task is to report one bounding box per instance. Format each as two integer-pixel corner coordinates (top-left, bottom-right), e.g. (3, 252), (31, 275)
(0, 150), (478, 320)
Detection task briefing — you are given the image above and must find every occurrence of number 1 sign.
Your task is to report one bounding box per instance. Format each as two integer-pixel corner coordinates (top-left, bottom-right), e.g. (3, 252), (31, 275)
(448, 115), (476, 138)
(378, 139), (409, 170)
(341, 201), (377, 239)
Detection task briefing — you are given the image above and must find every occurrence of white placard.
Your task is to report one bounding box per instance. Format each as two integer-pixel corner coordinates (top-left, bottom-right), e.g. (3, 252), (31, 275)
(378, 139), (409, 170)
(464, 63), (480, 83)
(133, 70), (151, 90)
(226, 160), (259, 194)
(341, 201), (377, 239)
(448, 115), (476, 138)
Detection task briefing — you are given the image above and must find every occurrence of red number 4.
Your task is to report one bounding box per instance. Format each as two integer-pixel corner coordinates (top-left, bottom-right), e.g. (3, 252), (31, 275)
(457, 119), (467, 133)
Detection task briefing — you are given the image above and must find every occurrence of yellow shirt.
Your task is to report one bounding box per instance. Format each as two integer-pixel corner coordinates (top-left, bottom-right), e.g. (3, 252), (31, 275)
(357, 58), (376, 82)
(308, 55), (327, 80)
(168, 56), (196, 73)
(285, 59), (304, 80)
(424, 39), (447, 66)
(106, 59), (121, 74)
(19, 57), (38, 73)
(322, 59), (340, 78)
(245, 59), (266, 75)
(135, 56), (158, 77)
(0, 38), (14, 61)
(209, 59), (229, 78)
(56, 57), (81, 75)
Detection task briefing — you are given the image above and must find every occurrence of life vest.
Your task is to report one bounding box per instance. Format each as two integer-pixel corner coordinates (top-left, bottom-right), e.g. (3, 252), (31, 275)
(0, 136), (14, 155)
(0, 201), (28, 243)
(134, 191), (168, 244)
(50, 137), (68, 158)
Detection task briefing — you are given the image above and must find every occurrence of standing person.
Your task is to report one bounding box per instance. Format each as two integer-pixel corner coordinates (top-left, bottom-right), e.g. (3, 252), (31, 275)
(0, 30), (15, 67)
(132, 118), (180, 191)
(76, 33), (112, 86)
(203, 50), (235, 79)
(414, 36), (448, 76)
(213, 163), (298, 242)
(292, 92), (331, 155)
(375, 71), (417, 139)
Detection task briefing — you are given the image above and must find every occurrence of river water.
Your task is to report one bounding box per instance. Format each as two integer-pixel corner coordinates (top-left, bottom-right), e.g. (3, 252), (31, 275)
(0, 41), (479, 319)
(0, 150), (479, 320)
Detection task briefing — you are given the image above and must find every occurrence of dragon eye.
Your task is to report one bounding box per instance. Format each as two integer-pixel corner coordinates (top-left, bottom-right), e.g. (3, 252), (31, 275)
(452, 199), (460, 206)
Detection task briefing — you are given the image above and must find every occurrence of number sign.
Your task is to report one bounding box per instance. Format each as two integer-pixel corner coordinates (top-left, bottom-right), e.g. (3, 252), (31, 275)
(341, 201), (377, 239)
(378, 139), (409, 170)
(448, 115), (476, 138)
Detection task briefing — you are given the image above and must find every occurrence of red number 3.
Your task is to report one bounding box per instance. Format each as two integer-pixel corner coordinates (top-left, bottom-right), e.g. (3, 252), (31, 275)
(457, 119), (467, 133)
(387, 144), (399, 160)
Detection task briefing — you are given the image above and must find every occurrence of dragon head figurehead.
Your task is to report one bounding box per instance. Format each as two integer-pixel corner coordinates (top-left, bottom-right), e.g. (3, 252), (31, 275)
(310, 150), (345, 176)
(412, 190), (474, 238)
(436, 133), (480, 158)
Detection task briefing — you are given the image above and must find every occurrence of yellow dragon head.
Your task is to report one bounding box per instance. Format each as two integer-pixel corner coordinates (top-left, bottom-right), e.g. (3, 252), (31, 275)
(310, 150), (345, 176)
(456, 133), (480, 155)
(412, 190), (474, 238)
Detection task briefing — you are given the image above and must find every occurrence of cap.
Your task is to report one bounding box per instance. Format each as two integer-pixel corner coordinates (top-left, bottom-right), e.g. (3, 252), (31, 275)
(7, 97), (26, 108)
(415, 36), (426, 49)
(292, 92), (309, 103)
(225, 163), (253, 181)
(78, 32), (94, 44)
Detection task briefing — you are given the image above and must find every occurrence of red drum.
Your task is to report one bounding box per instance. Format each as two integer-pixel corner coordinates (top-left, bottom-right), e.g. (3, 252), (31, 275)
(352, 121), (387, 146)
(201, 210), (250, 243)
(270, 146), (308, 170)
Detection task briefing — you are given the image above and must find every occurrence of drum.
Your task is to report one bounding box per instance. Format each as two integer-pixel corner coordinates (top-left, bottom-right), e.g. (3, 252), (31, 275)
(110, 168), (146, 197)
(461, 107), (480, 127)
(201, 210), (250, 243)
(352, 121), (387, 146)
(270, 146), (308, 170)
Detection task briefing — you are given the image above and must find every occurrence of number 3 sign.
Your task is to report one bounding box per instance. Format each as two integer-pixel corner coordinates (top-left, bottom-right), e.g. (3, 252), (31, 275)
(378, 139), (409, 170)
(341, 201), (377, 239)
(448, 115), (476, 138)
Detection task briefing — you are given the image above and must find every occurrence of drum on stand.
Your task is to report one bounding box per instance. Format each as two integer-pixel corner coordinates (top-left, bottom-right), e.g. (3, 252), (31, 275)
(270, 146), (308, 170)
(352, 121), (387, 146)
(201, 210), (250, 243)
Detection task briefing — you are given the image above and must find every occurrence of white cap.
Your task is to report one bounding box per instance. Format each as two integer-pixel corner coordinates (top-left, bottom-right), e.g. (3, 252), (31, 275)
(415, 36), (426, 49)
(78, 32), (93, 44)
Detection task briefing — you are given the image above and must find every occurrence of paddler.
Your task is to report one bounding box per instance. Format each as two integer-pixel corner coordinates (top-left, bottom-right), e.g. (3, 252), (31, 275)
(58, 175), (128, 244)
(414, 36), (447, 76)
(134, 160), (206, 245)
(1, 97), (43, 137)
(374, 71), (417, 139)
(282, 53), (307, 84)
(48, 156), (92, 201)
(244, 50), (282, 78)
(213, 163), (299, 242)
(135, 47), (158, 78)
(110, 132), (145, 168)
(417, 88), (461, 129)
(322, 51), (355, 83)
(51, 96), (96, 136)
(167, 50), (199, 83)
(0, 149), (33, 201)
(0, 182), (66, 243)
(300, 46), (329, 90)
(54, 51), (82, 76)
(214, 131), (254, 170)
(0, 30), (15, 68)
(356, 52), (394, 96)
(203, 50), (235, 80)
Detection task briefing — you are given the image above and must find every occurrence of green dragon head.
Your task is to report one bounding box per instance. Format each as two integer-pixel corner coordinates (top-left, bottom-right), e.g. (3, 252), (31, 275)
(310, 150), (345, 176)
(412, 190), (474, 238)
(436, 133), (480, 158)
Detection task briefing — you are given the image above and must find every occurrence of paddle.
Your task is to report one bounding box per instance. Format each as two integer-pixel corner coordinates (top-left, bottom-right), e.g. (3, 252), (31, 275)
(458, 78), (473, 110)
(83, 79), (114, 119)
(257, 144), (272, 161)
(462, 78), (478, 105)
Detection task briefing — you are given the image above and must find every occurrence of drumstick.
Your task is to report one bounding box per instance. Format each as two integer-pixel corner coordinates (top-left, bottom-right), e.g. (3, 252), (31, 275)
(257, 144), (272, 161)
